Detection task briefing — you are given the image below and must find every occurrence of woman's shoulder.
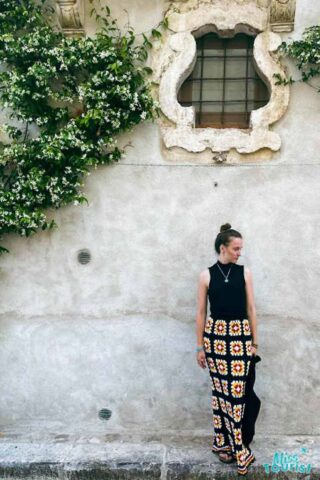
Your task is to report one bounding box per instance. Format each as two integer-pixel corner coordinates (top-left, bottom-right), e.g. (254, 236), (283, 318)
(243, 265), (253, 282)
(234, 264), (249, 278)
(242, 264), (251, 272)
(198, 268), (210, 288)
(199, 268), (211, 279)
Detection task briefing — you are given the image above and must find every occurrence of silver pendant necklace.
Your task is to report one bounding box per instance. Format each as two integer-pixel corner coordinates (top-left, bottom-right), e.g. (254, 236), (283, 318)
(217, 262), (232, 283)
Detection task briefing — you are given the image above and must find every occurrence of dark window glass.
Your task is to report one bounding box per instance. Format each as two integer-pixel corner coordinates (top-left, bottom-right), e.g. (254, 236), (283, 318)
(177, 33), (270, 129)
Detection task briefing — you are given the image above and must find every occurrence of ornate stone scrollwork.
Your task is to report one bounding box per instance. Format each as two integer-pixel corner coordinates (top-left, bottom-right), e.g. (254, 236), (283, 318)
(56, 0), (84, 37)
(270, 0), (296, 32)
(151, 0), (290, 155)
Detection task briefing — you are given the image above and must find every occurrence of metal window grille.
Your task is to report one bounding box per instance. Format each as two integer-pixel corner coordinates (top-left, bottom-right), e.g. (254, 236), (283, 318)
(177, 33), (270, 129)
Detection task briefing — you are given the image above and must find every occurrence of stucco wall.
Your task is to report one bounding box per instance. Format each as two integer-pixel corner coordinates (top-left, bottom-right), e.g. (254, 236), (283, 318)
(0, 0), (319, 436)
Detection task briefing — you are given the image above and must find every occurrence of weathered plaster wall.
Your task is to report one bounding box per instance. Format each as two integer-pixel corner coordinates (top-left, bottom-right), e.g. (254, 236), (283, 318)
(0, 0), (319, 436)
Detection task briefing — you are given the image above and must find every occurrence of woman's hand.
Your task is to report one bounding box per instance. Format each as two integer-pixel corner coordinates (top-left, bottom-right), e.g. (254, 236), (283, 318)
(197, 350), (207, 369)
(251, 345), (257, 356)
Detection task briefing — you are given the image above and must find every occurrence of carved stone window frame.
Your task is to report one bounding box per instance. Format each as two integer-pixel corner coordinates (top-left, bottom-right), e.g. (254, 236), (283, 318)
(152, 1), (291, 155)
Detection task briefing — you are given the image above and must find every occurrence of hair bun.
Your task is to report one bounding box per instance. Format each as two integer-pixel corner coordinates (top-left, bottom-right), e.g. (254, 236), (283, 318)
(220, 223), (232, 233)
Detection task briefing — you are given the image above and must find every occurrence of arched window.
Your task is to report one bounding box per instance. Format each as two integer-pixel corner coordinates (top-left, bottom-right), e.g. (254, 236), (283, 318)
(178, 33), (270, 129)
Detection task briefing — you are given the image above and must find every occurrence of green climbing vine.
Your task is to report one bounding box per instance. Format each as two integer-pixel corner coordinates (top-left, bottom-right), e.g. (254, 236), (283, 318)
(0, 0), (167, 255)
(274, 25), (320, 90)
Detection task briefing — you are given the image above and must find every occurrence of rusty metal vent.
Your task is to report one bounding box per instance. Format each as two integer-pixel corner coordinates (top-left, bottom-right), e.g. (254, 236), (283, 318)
(99, 408), (112, 420)
(77, 249), (91, 264)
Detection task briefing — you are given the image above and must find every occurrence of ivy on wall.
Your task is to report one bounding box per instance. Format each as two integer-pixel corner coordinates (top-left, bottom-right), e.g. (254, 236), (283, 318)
(0, 0), (166, 255)
(274, 25), (320, 91)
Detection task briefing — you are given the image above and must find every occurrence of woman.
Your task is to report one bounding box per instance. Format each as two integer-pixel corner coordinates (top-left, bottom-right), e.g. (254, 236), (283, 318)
(196, 223), (259, 476)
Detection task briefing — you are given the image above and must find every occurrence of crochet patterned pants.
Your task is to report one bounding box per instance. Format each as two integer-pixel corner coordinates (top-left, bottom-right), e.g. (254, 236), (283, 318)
(203, 316), (255, 476)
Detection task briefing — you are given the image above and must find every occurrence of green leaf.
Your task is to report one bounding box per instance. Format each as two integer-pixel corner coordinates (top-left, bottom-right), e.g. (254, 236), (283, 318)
(143, 66), (153, 75)
(151, 29), (162, 39)
(142, 33), (152, 48)
(163, 17), (169, 29)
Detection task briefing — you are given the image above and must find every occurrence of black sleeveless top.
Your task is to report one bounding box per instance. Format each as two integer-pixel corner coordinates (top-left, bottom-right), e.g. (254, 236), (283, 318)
(208, 260), (247, 319)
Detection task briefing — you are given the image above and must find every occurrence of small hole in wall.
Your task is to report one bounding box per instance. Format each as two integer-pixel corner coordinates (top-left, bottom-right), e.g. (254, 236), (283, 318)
(214, 182), (218, 187)
(99, 408), (112, 420)
(77, 249), (91, 264)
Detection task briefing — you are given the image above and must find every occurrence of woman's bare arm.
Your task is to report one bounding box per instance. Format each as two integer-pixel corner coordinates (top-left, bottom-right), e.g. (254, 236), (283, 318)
(244, 266), (258, 345)
(196, 269), (209, 347)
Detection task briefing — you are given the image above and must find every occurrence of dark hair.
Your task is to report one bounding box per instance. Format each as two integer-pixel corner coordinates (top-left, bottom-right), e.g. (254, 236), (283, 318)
(214, 223), (242, 254)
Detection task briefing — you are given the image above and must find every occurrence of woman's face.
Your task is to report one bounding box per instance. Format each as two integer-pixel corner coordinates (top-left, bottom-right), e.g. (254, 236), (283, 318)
(221, 237), (243, 263)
